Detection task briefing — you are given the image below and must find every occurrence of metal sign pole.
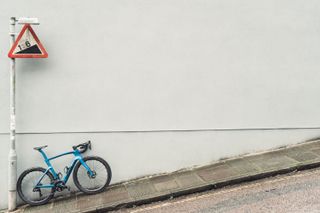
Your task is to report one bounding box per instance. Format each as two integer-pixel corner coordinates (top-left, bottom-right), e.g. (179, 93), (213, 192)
(8, 16), (17, 211)
(7, 17), (42, 211)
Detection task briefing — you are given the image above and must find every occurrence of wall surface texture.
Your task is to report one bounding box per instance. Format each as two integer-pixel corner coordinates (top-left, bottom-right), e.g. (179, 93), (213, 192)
(1, 0), (320, 209)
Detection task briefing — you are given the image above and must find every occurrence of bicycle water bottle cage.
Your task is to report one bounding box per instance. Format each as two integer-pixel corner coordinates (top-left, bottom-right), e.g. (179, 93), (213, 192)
(64, 166), (70, 174)
(33, 145), (48, 151)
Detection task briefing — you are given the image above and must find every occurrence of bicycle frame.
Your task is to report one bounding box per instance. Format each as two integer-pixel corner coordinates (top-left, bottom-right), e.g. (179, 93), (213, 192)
(34, 149), (94, 189)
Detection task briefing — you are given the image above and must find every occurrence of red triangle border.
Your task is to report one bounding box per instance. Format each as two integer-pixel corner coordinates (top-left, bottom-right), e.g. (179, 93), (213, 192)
(8, 24), (48, 58)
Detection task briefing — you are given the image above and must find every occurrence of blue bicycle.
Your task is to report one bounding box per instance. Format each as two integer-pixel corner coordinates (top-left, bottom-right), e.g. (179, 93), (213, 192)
(17, 141), (112, 206)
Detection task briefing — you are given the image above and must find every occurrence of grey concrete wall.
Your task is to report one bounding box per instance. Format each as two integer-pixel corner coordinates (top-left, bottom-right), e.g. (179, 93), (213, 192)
(1, 0), (320, 209)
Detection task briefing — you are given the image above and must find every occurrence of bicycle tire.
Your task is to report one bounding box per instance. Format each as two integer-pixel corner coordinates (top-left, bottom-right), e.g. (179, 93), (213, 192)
(17, 167), (55, 206)
(73, 156), (112, 194)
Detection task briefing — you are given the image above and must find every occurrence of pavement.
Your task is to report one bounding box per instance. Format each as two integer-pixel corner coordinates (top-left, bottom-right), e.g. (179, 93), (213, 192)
(9, 139), (320, 213)
(115, 165), (320, 213)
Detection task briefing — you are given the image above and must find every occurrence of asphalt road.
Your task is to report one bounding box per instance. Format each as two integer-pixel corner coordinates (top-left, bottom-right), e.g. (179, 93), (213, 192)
(112, 168), (320, 213)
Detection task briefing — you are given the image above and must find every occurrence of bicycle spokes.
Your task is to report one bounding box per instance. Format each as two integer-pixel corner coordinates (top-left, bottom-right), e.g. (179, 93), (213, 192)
(18, 169), (54, 204)
(74, 158), (110, 192)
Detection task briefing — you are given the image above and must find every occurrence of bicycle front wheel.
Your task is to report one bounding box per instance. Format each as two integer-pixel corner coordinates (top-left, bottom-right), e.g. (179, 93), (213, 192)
(17, 167), (55, 206)
(73, 156), (112, 194)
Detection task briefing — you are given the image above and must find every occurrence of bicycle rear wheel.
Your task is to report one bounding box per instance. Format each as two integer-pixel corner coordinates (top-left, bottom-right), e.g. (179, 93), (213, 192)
(73, 156), (112, 194)
(17, 167), (55, 206)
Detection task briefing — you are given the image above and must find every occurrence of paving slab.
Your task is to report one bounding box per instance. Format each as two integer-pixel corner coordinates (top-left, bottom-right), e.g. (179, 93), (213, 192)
(174, 172), (204, 189)
(196, 163), (237, 182)
(99, 185), (132, 206)
(247, 153), (298, 171)
(226, 158), (260, 175)
(300, 141), (320, 151)
(150, 175), (180, 193)
(52, 198), (77, 213)
(125, 181), (157, 201)
(282, 149), (320, 163)
(8, 140), (320, 213)
(310, 147), (320, 156)
(76, 193), (104, 212)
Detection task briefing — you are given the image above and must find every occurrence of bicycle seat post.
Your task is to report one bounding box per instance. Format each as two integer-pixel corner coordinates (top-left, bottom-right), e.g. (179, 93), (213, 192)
(36, 148), (50, 164)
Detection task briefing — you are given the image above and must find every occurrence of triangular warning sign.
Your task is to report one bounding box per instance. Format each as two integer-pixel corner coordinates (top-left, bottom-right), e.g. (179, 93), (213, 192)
(8, 24), (48, 58)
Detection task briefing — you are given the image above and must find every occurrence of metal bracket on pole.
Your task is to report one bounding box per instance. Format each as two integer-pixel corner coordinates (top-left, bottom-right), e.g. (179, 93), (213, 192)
(17, 17), (39, 25)
(8, 16), (17, 212)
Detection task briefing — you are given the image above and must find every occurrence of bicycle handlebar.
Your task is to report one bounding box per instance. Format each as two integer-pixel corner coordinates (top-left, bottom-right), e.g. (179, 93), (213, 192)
(72, 141), (91, 154)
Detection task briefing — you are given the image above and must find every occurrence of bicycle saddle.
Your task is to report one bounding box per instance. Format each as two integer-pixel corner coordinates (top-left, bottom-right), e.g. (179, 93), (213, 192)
(33, 145), (48, 150)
